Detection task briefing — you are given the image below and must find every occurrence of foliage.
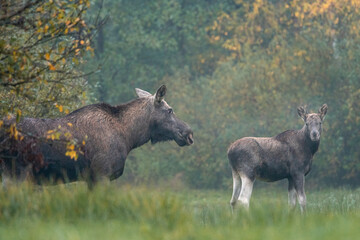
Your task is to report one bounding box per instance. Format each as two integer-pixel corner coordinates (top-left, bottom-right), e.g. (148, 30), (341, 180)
(206, 0), (360, 186)
(0, 0), (106, 162)
(118, 0), (360, 188)
(0, 0), (95, 118)
(1, 0), (359, 188)
(84, 0), (235, 103)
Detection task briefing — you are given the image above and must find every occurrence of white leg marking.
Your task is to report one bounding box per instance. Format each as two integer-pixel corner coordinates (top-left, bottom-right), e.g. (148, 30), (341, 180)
(1, 174), (12, 189)
(288, 188), (297, 208)
(294, 175), (306, 213)
(288, 179), (297, 208)
(297, 193), (306, 213)
(238, 175), (254, 209)
(230, 170), (241, 210)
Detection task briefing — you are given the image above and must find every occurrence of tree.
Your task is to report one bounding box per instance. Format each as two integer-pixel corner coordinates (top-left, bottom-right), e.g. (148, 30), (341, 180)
(84, 0), (235, 104)
(123, 0), (360, 188)
(0, 0), (96, 118)
(0, 0), (104, 165)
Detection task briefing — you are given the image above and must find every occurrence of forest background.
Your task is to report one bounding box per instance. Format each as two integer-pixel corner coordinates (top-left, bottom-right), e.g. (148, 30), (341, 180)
(1, 0), (359, 189)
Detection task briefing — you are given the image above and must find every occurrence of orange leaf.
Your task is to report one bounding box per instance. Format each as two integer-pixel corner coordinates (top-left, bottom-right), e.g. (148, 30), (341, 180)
(49, 63), (56, 71)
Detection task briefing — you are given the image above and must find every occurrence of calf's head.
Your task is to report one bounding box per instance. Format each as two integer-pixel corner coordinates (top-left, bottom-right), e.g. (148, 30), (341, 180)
(297, 104), (328, 141)
(135, 85), (194, 146)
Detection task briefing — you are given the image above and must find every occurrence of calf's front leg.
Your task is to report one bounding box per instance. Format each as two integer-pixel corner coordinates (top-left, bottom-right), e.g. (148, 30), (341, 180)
(288, 178), (297, 209)
(293, 174), (306, 213)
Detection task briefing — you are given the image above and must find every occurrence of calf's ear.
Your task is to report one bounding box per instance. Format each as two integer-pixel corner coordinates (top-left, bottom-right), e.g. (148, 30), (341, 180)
(318, 104), (328, 120)
(155, 85), (167, 103)
(297, 106), (307, 121)
(135, 88), (152, 98)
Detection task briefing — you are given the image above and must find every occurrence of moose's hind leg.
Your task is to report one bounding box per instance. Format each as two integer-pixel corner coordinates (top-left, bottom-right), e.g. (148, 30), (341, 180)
(230, 170), (241, 211)
(237, 174), (254, 209)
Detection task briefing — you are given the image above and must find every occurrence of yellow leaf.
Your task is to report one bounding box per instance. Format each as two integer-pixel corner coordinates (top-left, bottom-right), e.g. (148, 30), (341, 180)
(58, 105), (63, 112)
(67, 123), (73, 127)
(66, 150), (78, 160)
(0, 120), (3, 128)
(49, 63), (56, 71)
(45, 53), (50, 60)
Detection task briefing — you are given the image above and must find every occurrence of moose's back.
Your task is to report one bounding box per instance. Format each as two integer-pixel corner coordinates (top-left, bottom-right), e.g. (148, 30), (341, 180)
(0, 103), (123, 184)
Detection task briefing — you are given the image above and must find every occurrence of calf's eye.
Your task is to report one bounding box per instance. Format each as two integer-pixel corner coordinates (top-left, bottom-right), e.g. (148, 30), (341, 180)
(168, 109), (173, 114)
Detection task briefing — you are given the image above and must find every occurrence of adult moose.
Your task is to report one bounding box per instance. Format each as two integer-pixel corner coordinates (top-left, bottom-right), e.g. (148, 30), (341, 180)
(0, 85), (193, 187)
(228, 104), (328, 212)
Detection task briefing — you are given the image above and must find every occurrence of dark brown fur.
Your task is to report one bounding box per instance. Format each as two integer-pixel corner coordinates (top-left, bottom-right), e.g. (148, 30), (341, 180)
(0, 85), (193, 187)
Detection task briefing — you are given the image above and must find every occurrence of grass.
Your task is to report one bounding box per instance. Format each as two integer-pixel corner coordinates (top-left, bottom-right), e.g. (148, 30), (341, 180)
(0, 183), (359, 240)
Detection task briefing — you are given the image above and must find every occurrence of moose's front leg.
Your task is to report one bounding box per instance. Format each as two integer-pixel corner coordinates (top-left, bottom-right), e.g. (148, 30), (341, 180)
(287, 178), (297, 209)
(293, 174), (306, 213)
(87, 149), (126, 189)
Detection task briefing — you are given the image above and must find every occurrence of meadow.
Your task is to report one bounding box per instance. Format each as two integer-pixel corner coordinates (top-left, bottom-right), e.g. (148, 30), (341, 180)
(0, 183), (359, 240)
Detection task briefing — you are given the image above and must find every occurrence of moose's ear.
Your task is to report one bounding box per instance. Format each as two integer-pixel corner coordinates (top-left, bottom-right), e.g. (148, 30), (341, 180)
(135, 88), (152, 98)
(297, 106), (307, 121)
(318, 104), (328, 120)
(155, 85), (167, 103)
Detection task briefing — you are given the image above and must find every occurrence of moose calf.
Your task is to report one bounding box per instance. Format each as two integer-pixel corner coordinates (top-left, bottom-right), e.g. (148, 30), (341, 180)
(228, 104), (328, 212)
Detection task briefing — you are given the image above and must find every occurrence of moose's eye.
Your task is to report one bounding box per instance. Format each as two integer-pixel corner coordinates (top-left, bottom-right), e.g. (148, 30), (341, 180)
(168, 108), (173, 114)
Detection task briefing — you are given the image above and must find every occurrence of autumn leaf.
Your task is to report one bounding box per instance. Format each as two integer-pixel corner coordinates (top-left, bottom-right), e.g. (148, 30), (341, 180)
(49, 63), (56, 71)
(65, 150), (78, 160)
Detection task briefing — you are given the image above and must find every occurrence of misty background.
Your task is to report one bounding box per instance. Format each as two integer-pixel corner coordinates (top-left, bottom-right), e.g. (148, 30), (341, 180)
(1, 0), (359, 189)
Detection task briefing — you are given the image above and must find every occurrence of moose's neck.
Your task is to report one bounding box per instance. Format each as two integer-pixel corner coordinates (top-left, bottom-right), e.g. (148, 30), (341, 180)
(298, 125), (320, 156)
(115, 98), (153, 153)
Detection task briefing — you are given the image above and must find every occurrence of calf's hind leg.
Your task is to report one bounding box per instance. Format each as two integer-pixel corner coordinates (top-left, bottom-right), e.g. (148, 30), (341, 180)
(230, 170), (241, 210)
(237, 174), (254, 209)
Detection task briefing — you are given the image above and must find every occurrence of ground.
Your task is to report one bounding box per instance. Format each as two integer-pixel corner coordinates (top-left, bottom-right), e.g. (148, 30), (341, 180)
(0, 183), (359, 240)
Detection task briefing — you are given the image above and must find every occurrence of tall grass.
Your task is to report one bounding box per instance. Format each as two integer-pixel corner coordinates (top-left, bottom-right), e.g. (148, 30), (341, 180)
(0, 183), (359, 240)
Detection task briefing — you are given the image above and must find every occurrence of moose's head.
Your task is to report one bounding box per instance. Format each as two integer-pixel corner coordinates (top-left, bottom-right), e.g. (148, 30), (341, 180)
(135, 85), (194, 147)
(298, 104), (328, 142)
